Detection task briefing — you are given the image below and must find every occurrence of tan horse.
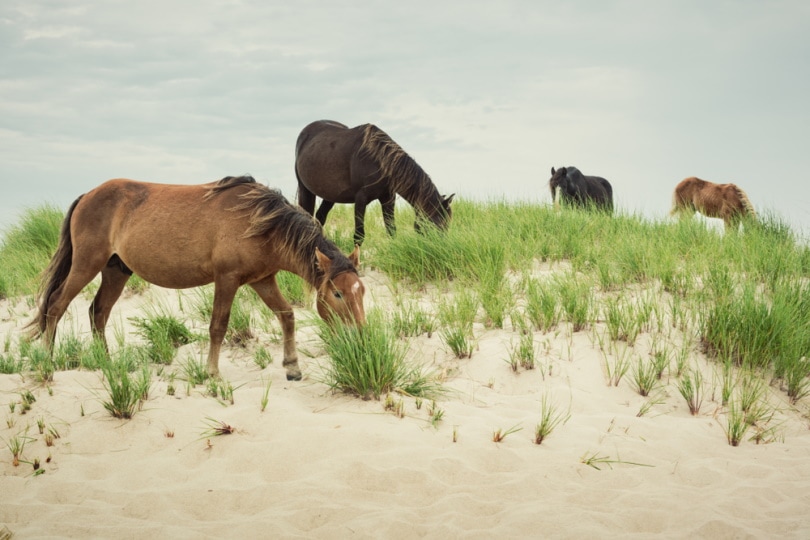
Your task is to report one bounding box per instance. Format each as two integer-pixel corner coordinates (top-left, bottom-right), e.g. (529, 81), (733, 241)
(27, 175), (366, 380)
(670, 176), (756, 230)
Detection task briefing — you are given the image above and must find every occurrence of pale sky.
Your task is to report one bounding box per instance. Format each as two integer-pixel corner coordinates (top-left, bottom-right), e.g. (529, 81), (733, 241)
(2, 1), (809, 235)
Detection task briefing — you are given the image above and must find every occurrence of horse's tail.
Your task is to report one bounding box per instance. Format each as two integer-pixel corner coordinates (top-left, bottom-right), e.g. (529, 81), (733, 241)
(26, 195), (82, 339)
(670, 179), (691, 216)
(734, 185), (756, 219)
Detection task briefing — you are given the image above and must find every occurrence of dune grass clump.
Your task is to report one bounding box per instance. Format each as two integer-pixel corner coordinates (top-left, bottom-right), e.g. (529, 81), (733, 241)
(3, 427), (35, 467)
(0, 352), (24, 374)
(25, 343), (55, 383)
(180, 354), (210, 387)
(438, 289), (479, 359)
(555, 272), (594, 332)
(316, 310), (442, 401)
(677, 367), (705, 416)
(471, 243), (513, 329)
(724, 401), (750, 447)
(99, 355), (151, 419)
(524, 277), (561, 331)
(630, 355), (660, 397)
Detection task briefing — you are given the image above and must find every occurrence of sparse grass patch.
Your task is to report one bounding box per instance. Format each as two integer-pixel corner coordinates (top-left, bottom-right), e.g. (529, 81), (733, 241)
(391, 299), (436, 338)
(253, 345), (273, 370)
(492, 423), (522, 443)
(260, 377), (272, 412)
(534, 393), (570, 445)
(507, 327), (536, 372)
(580, 450), (653, 470)
(131, 304), (195, 364)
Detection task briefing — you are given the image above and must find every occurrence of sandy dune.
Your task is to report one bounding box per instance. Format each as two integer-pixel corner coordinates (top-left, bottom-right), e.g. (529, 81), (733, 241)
(1, 268), (810, 539)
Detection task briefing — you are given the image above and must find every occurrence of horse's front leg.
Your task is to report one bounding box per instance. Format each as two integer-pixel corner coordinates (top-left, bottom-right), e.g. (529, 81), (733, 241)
(249, 276), (301, 381)
(208, 278), (240, 377)
(353, 194), (369, 246)
(381, 192), (397, 237)
(315, 200), (335, 226)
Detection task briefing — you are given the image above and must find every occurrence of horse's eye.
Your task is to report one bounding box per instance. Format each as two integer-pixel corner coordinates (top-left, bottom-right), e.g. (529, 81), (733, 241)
(333, 291), (343, 300)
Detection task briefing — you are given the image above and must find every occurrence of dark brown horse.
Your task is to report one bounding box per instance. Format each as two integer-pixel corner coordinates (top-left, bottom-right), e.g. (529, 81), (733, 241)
(27, 175), (366, 380)
(549, 166), (613, 212)
(295, 120), (454, 245)
(671, 176), (756, 230)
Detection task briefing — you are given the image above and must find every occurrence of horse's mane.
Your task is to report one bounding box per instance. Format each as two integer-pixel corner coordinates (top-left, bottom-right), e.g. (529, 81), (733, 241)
(205, 175), (356, 284)
(731, 185), (756, 217)
(358, 124), (441, 208)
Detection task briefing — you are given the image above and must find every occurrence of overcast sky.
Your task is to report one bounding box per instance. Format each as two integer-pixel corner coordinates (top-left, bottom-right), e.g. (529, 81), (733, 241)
(2, 1), (809, 235)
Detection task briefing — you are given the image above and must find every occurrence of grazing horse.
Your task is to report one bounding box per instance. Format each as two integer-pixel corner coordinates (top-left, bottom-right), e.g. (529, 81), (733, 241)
(549, 166), (613, 212)
(670, 177), (756, 230)
(26, 175), (366, 380)
(295, 120), (455, 245)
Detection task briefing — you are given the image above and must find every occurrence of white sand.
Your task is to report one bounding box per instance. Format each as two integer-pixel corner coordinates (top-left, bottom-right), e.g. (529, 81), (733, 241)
(1, 268), (809, 539)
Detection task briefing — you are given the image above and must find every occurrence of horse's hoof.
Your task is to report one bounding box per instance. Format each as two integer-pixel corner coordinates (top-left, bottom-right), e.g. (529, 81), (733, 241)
(286, 372), (302, 381)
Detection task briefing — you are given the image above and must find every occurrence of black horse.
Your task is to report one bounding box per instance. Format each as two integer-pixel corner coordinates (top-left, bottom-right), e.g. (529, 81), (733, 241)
(295, 120), (454, 245)
(548, 166), (613, 212)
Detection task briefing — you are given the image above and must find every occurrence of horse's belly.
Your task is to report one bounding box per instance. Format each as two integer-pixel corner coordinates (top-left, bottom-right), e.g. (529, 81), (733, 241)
(297, 147), (359, 202)
(117, 243), (215, 290)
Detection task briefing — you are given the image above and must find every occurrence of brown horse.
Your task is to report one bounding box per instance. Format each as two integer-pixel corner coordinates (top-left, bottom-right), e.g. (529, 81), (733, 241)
(26, 175), (366, 380)
(295, 120), (454, 245)
(670, 176), (756, 230)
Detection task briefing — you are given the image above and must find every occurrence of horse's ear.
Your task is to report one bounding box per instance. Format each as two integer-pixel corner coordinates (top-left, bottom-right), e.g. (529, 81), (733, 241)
(348, 245), (360, 268)
(315, 247), (332, 274)
(444, 193), (455, 206)
(551, 167), (556, 175)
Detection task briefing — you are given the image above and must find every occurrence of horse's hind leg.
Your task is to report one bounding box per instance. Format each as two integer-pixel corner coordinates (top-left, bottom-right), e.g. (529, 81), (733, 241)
(43, 258), (108, 349)
(249, 275), (301, 381)
(207, 276), (241, 377)
(89, 257), (132, 349)
(296, 181), (317, 216)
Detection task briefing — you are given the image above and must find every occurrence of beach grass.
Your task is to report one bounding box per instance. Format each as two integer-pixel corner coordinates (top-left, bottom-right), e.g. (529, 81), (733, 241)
(2, 197), (810, 437)
(315, 309), (443, 400)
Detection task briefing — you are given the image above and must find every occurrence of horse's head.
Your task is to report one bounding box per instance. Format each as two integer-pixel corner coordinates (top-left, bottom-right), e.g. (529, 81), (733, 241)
(315, 246), (366, 326)
(416, 193), (454, 234)
(549, 167), (569, 205)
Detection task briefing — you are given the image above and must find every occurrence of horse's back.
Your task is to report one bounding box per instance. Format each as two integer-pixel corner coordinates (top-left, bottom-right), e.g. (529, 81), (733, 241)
(75, 180), (241, 244)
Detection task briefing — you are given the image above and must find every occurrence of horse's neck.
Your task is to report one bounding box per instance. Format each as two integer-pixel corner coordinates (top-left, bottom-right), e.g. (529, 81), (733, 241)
(392, 173), (440, 213)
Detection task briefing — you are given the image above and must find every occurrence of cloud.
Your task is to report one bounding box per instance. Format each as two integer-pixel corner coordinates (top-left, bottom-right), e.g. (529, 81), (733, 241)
(1, 1), (809, 233)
